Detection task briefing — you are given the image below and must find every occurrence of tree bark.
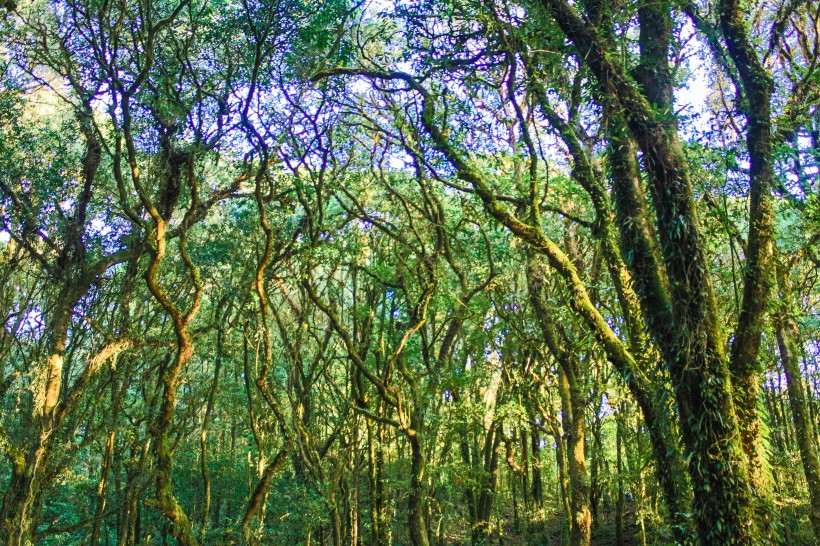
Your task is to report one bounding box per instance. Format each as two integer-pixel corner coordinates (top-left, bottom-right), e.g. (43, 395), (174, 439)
(718, 0), (777, 531)
(774, 260), (820, 541)
(90, 430), (117, 546)
(407, 426), (430, 546)
(199, 318), (225, 539)
(529, 2), (761, 541)
(527, 255), (591, 546)
(242, 448), (288, 544)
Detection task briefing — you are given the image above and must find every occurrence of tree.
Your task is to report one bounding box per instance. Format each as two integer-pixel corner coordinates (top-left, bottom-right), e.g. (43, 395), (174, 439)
(2, 0), (819, 543)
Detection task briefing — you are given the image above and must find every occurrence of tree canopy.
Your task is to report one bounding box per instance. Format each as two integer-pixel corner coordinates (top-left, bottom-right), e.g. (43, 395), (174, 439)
(0, 0), (819, 544)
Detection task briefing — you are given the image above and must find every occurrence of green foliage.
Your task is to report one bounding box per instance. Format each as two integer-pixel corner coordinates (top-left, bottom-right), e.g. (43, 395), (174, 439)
(1, 0), (819, 544)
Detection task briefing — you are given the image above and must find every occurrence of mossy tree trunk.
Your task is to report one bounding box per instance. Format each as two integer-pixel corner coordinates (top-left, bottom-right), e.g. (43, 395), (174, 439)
(774, 259), (820, 541)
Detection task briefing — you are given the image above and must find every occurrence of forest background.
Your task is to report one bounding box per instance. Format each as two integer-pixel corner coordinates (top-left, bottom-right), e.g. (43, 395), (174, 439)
(0, 0), (819, 544)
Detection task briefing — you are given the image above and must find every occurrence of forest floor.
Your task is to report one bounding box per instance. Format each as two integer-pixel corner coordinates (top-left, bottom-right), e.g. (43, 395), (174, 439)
(430, 508), (652, 545)
(484, 503), (817, 545)
(501, 512), (649, 546)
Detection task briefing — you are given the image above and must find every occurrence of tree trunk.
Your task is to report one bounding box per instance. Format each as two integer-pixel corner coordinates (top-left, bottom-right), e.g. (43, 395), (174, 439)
(616, 405), (624, 546)
(529, 1), (764, 540)
(774, 260), (820, 541)
(367, 418), (389, 546)
(407, 426), (430, 546)
(199, 320), (224, 539)
(562, 368), (592, 546)
(473, 425), (502, 545)
(91, 430), (118, 546)
(530, 427), (543, 505)
(1, 460), (37, 546)
(550, 410), (572, 546)
(242, 448), (288, 543)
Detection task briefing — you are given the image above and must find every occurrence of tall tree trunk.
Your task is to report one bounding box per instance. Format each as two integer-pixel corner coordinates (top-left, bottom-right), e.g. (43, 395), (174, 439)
(533, 95), (690, 540)
(718, 0), (777, 534)
(407, 425), (430, 546)
(352, 453), (360, 546)
(605, 127), (692, 542)
(367, 418), (389, 546)
(242, 448), (288, 543)
(544, 409), (572, 546)
(1, 456), (37, 546)
(530, 427), (543, 505)
(473, 425), (502, 545)
(615, 404), (624, 546)
(149, 317), (200, 546)
(526, 253), (591, 546)
(562, 368), (592, 546)
(199, 319), (225, 539)
(0, 286), (85, 545)
(525, 0), (761, 537)
(90, 429), (118, 546)
(774, 260), (820, 541)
